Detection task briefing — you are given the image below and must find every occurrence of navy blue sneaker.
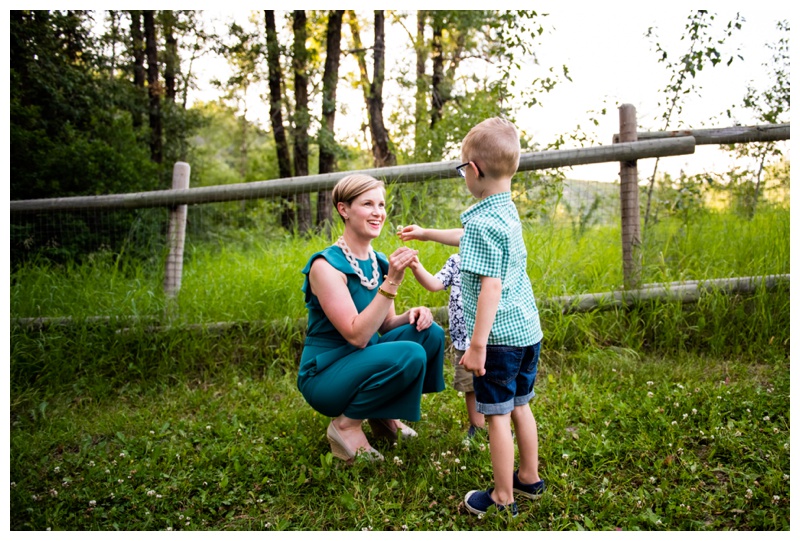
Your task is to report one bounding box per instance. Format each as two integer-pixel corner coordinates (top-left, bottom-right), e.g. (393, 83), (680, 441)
(513, 471), (545, 499)
(464, 488), (518, 517)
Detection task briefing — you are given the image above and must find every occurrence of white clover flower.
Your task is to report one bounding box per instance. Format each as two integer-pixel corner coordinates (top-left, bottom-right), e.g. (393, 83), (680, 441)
(674, 402), (680, 407)
(692, 409), (697, 415)
(561, 473), (568, 478)
(677, 384), (684, 389)
(735, 431), (742, 437)
(562, 454), (569, 460)
(671, 421), (677, 426)
(647, 392), (654, 398)
(683, 414), (688, 419)
(783, 474), (789, 481)
(147, 490), (156, 496)
(649, 477), (656, 484)
(206, 425), (211, 430)
(454, 458), (460, 464)
(647, 381), (654, 386)
(150, 430), (155, 435)
(773, 427), (779, 434)
(763, 416), (770, 422)
(745, 489), (753, 499)
(53, 467), (60, 473)
(773, 495), (780, 502)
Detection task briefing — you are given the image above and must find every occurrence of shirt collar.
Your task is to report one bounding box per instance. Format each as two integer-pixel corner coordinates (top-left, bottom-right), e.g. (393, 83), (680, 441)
(460, 191), (512, 225)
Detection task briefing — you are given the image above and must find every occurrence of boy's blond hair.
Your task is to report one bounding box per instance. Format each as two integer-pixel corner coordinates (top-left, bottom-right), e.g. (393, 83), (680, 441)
(332, 174), (385, 221)
(461, 117), (521, 180)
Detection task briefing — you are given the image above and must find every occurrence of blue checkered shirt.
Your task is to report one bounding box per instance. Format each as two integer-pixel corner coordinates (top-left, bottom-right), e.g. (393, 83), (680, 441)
(459, 191), (542, 347)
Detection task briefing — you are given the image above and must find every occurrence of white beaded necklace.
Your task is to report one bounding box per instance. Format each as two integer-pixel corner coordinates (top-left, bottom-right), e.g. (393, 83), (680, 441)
(336, 236), (379, 290)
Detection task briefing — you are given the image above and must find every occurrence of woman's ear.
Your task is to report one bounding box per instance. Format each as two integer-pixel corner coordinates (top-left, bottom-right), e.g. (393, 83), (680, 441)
(337, 202), (348, 220)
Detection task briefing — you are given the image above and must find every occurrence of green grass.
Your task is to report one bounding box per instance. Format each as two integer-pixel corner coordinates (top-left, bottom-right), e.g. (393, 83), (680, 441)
(9, 206), (790, 530)
(10, 346), (789, 530)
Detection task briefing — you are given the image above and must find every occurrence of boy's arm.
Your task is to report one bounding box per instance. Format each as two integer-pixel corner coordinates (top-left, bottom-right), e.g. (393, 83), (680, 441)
(399, 225), (463, 247)
(459, 275), (502, 377)
(409, 260), (445, 292)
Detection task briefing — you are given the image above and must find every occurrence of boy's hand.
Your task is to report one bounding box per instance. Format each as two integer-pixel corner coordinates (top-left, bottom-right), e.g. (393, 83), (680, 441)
(459, 345), (486, 377)
(398, 224), (426, 242)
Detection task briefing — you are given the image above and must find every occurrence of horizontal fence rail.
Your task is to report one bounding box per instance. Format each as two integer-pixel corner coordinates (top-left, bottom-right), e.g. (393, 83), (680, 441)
(612, 123), (790, 145)
(9, 137), (697, 213)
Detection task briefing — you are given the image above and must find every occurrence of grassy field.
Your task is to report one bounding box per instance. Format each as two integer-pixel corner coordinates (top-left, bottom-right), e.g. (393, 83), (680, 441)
(9, 206), (791, 531)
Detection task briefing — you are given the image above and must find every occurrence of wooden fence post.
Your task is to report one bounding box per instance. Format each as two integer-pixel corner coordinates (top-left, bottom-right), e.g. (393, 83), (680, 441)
(164, 162), (191, 298)
(618, 104), (642, 289)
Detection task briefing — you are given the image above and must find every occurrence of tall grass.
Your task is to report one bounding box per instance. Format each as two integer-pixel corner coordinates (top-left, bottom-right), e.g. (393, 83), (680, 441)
(10, 207), (790, 322)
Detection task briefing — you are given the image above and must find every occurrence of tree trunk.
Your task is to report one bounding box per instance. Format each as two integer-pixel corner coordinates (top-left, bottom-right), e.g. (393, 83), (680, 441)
(414, 10), (428, 161)
(368, 11), (396, 167)
(143, 10), (162, 165)
(317, 10), (344, 230)
(162, 10), (177, 103)
(430, 13), (444, 131)
(129, 10), (145, 128)
(265, 10), (295, 230)
(292, 10), (312, 234)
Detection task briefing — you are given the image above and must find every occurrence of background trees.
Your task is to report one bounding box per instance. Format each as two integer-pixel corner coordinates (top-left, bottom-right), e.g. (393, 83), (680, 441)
(10, 9), (790, 226)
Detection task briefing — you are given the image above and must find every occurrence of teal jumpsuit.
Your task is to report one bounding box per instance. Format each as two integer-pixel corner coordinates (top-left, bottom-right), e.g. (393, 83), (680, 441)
(297, 245), (445, 421)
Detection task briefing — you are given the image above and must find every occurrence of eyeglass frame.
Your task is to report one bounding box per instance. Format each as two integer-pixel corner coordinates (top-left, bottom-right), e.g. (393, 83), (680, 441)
(455, 161), (484, 179)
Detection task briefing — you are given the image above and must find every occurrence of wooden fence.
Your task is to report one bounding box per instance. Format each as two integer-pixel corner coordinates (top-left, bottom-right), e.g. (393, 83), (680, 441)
(9, 105), (790, 311)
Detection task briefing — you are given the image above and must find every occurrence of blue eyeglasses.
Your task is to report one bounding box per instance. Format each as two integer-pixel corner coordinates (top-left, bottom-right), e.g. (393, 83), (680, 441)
(455, 161), (484, 179)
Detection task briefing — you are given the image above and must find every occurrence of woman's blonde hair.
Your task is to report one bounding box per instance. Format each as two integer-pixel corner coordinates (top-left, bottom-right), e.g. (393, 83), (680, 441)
(460, 117), (521, 179)
(332, 174), (385, 221)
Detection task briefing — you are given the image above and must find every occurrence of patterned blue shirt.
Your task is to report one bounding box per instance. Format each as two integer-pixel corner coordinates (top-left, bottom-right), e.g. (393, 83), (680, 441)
(459, 191), (542, 347)
(433, 253), (469, 351)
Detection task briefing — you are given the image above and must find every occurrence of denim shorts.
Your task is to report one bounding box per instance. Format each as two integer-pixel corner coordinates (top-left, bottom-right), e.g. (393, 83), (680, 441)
(474, 342), (541, 416)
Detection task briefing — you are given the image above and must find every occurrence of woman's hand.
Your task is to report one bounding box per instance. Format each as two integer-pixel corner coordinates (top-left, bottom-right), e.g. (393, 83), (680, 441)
(386, 246), (418, 284)
(407, 306), (433, 331)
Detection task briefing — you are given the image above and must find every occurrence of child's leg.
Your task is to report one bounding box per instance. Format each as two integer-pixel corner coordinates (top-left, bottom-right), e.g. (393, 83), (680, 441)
(454, 350), (485, 429)
(487, 412), (515, 504)
(465, 391), (485, 428)
(511, 404), (541, 484)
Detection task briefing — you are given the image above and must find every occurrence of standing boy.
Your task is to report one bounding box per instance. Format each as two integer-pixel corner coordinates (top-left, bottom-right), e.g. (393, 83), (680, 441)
(456, 117), (545, 516)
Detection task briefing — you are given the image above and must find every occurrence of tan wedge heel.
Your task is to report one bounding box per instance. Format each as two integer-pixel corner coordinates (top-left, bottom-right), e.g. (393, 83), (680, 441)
(327, 421), (383, 463)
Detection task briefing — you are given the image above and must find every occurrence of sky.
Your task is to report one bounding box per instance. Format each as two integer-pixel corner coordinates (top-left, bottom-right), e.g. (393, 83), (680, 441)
(190, 4), (791, 183)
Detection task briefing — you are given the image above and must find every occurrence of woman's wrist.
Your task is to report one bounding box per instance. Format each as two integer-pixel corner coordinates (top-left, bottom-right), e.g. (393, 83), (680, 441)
(383, 274), (403, 287)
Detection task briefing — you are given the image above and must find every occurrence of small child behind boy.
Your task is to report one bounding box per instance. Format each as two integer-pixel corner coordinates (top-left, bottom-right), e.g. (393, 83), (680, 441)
(399, 225), (486, 440)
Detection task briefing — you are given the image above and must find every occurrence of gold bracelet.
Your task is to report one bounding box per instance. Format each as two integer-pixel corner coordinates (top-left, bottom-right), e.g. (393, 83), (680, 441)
(383, 275), (402, 287)
(377, 287), (396, 300)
